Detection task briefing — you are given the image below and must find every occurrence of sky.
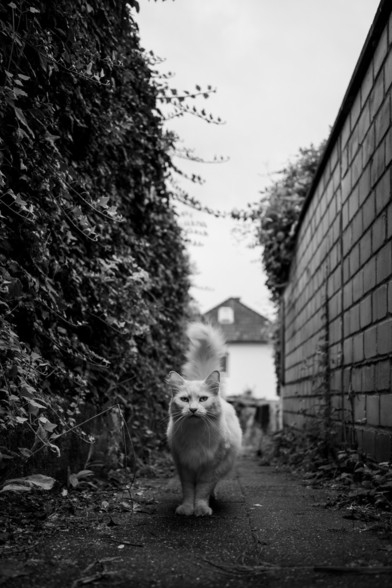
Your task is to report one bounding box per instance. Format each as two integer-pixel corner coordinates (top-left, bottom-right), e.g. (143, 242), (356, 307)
(135, 0), (380, 319)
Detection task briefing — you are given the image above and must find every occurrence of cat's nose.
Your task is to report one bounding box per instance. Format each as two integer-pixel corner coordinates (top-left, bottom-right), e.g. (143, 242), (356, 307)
(189, 407), (198, 414)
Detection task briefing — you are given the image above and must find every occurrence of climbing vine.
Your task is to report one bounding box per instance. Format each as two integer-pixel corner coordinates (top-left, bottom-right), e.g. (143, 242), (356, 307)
(0, 0), (190, 466)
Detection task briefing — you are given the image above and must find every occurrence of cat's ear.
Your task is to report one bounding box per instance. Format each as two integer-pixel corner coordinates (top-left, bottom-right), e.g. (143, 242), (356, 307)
(204, 370), (220, 395)
(166, 371), (185, 394)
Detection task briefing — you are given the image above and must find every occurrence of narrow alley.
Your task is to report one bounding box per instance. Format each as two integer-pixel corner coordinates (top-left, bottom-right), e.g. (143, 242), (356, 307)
(3, 453), (392, 588)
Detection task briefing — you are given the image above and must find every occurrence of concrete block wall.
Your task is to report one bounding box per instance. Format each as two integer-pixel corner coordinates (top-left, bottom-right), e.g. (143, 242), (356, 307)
(282, 1), (392, 461)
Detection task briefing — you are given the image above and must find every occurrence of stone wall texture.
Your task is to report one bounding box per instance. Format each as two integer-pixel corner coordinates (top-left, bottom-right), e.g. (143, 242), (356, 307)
(282, 1), (392, 461)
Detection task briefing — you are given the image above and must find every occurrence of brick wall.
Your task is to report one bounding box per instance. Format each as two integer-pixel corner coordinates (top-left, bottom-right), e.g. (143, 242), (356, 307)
(282, 1), (392, 461)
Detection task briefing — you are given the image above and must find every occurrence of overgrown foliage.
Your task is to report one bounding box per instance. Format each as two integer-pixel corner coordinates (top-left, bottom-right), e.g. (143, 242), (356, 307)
(252, 143), (325, 302)
(0, 0), (190, 468)
(273, 428), (392, 516)
(231, 143), (325, 393)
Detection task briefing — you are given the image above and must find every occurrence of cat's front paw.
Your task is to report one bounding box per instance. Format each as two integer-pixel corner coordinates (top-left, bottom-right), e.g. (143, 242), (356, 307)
(175, 503), (194, 516)
(194, 503), (212, 517)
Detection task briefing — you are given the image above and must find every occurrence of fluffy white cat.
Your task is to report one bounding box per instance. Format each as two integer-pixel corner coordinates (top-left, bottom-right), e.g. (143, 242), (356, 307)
(166, 322), (242, 516)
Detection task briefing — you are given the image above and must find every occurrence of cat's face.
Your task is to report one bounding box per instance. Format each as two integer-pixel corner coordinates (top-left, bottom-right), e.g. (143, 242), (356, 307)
(167, 370), (221, 421)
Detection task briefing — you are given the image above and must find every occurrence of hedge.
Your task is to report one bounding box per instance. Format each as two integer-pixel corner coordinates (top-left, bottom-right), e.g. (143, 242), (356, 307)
(0, 0), (190, 468)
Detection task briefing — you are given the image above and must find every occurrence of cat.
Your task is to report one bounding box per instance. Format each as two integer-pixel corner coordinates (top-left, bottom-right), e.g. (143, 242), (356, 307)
(166, 322), (242, 516)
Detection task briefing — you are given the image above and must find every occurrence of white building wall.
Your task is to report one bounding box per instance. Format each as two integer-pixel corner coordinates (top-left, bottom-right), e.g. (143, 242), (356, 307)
(224, 342), (277, 399)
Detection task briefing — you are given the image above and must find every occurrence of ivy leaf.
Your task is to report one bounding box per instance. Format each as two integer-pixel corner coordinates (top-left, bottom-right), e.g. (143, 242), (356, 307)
(42, 420), (57, 433)
(45, 132), (60, 147)
(25, 474), (56, 489)
(26, 398), (47, 413)
(1, 474), (56, 492)
(76, 470), (94, 479)
(14, 107), (35, 137)
(68, 473), (79, 488)
(106, 205), (119, 217)
(97, 196), (110, 208)
(0, 483), (31, 493)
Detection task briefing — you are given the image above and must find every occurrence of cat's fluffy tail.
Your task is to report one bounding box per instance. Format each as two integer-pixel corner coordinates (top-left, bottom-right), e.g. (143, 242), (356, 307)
(182, 322), (226, 380)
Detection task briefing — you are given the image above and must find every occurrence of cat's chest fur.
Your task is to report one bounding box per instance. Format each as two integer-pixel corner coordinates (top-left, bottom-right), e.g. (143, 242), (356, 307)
(170, 418), (228, 469)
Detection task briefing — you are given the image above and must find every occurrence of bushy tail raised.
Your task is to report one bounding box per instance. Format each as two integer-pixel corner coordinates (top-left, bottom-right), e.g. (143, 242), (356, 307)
(182, 322), (226, 380)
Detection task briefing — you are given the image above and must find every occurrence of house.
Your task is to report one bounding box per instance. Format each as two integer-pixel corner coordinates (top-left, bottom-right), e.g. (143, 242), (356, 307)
(203, 297), (277, 400)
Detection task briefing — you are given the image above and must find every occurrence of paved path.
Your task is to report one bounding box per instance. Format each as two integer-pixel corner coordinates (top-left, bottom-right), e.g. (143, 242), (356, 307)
(6, 453), (392, 587)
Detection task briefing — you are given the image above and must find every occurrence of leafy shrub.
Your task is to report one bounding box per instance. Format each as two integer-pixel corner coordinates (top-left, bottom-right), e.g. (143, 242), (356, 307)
(0, 0), (190, 465)
(253, 144), (325, 302)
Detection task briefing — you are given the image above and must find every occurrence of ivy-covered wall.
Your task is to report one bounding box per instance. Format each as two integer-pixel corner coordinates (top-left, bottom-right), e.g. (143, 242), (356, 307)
(0, 0), (190, 471)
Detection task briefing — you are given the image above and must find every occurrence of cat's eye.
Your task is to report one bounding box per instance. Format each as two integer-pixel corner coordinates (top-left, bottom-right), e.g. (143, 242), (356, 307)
(179, 396), (189, 403)
(199, 396), (208, 402)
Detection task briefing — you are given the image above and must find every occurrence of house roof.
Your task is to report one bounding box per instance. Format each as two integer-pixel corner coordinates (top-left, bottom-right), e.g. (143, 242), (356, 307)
(203, 297), (271, 343)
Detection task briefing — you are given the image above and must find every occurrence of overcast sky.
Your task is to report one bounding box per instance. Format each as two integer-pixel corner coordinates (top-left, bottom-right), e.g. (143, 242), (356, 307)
(136, 0), (380, 318)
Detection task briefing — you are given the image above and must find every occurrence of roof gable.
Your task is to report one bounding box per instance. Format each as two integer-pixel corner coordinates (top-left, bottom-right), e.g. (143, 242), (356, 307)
(203, 297), (271, 343)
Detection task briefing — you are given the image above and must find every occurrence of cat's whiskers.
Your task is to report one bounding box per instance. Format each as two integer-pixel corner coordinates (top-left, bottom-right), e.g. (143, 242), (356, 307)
(170, 409), (183, 419)
(157, 413), (171, 426)
(205, 411), (220, 426)
(172, 414), (188, 436)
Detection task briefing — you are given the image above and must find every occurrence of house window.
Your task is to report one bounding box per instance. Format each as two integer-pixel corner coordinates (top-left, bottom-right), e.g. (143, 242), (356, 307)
(218, 306), (234, 324)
